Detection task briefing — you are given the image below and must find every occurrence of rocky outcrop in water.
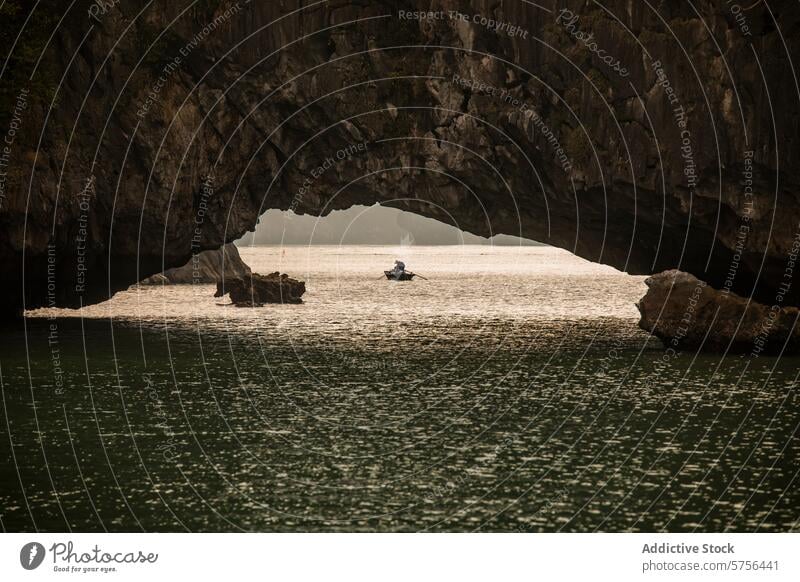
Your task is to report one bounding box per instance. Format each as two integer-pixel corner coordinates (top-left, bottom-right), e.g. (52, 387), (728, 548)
(1, 1), (799, 316)
(637, 270), (800, 355)
(138, 243), (251, 285)
(216, 272), (305, 307)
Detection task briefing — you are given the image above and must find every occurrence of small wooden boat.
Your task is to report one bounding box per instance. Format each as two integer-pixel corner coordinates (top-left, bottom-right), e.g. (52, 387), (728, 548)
(384, 270), (416, 281)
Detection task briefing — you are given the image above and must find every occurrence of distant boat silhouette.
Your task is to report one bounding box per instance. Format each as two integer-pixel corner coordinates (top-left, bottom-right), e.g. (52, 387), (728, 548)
(384, 270), (416, 281)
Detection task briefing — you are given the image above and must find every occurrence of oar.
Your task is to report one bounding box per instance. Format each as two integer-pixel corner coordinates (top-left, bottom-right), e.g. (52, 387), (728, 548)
(410, 272), (429, 280)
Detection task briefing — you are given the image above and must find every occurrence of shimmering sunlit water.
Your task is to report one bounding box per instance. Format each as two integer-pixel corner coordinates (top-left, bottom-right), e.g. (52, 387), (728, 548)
(2, 245), (797, 532)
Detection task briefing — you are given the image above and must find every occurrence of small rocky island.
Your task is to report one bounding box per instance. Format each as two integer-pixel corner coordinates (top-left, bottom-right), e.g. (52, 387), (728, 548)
(637, 270), (800, 355)
(216, 272), (306, 307)
(139, 244), (305, 307)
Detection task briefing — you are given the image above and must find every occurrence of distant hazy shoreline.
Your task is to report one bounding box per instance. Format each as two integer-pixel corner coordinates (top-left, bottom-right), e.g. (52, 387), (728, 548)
(237, 206), (543, 246)
(236, 240), (546, 246)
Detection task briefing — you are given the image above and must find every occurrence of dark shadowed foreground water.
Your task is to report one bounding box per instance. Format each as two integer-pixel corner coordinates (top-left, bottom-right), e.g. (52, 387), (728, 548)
(2, 246), (798, 532)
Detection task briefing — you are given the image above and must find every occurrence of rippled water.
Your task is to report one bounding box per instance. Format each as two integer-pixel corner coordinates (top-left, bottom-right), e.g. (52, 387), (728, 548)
(2, 245), (797, 532)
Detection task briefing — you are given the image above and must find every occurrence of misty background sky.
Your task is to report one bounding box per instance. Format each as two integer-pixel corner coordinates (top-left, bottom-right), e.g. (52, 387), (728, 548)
(238, 205), (542, 246)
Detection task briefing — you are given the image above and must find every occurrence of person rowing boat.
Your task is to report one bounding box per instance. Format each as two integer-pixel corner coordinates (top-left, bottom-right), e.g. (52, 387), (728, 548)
(383, 260), (428, 281)
(385, 259), (413, 280)
(390, 260), (405, 279)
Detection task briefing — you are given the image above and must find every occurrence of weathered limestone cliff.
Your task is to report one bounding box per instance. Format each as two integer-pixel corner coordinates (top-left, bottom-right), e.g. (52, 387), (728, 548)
(638, 270), (800, 355)
(138, 242), (250, 285)
(1, 1), (798, 316)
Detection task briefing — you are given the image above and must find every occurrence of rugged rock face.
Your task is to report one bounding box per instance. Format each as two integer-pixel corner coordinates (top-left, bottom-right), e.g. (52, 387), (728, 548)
(216, 272), (305, 307)
(1, 1), (799, 316)
(638, 270), (800, 355)
(138, 242), (250, 285)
